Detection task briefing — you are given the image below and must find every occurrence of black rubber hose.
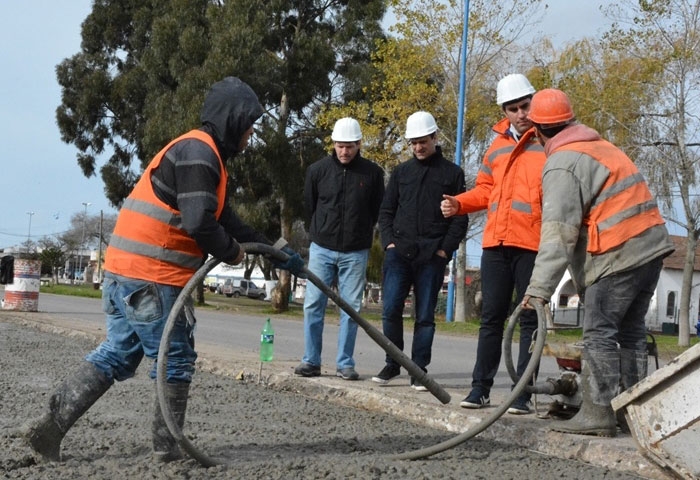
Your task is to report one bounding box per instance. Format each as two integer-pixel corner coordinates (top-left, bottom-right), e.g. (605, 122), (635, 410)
(388, 300), (547, 460)
(302, 260), (451, 404)
(156, 242), (451, 467)
(156, 255), (221, 467)
(503, 304), (549, 394)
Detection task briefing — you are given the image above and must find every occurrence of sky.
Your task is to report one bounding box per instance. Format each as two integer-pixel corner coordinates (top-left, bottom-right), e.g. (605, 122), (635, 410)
(0, 1), (109, 250)
(0, 1), (612, 256)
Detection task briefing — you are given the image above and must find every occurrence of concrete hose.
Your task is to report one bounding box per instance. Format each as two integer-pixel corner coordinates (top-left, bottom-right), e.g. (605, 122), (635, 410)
(504, 305), (549, 394)
(389, 301), (548, 461)
(156, 242), (451, 467)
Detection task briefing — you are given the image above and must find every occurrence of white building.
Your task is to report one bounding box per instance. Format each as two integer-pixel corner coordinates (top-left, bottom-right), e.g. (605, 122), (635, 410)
(551, 235), (700, 334)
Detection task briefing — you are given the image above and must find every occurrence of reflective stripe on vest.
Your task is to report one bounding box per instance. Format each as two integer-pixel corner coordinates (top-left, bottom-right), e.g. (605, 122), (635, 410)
(556, 139), (665, 254)
(104, 130), (227, 286)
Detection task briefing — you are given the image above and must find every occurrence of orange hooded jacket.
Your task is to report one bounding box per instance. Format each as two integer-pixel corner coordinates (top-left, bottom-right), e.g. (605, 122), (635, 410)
(454, 118), (546, 251)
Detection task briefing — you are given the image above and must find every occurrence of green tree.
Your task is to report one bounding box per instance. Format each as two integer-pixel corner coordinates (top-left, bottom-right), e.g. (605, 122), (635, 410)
(601, 0), (700, 346)
(37, 238), (66, 282)
(320, 0), (544, 321)
(56, 0), (386, 311)
(530, 1), (699, 345)
(528, 37), (661, 152)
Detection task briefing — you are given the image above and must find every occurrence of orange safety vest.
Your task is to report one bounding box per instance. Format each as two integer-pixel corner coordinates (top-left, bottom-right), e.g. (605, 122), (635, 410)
(553, 139), (665, 255)
(456, 119), (546, 251)
(104, 130), (227, 286)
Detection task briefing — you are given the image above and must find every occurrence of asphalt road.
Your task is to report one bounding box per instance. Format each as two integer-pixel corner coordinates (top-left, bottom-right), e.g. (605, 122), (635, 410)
(36, 292), (560, 391)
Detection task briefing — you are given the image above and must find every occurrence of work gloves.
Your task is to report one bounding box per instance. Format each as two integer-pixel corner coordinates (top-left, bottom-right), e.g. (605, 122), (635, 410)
(272, 246), (306, 278)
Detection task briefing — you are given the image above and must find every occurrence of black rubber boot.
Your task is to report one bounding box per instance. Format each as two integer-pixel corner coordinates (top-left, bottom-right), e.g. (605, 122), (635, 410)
(619, 348), (648, 390)
(617, 348), (648, 433)
(550, 350), (619, 437)
(152, 382), (190, 462)
(24, 361), (112, 461)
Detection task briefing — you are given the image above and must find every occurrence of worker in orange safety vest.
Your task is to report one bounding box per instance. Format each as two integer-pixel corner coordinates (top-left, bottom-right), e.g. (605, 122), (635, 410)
(23, 77), (305, 463)
(522, 88), (674, 437)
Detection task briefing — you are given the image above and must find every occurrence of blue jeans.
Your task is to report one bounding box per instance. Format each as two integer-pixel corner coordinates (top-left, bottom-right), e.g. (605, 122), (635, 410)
(584, 257), (663, 353)
(85, 272), (197, 383)
(471, 247), (538, 395)
(381, 248), (447, 370)
(302, 242), (369, 369)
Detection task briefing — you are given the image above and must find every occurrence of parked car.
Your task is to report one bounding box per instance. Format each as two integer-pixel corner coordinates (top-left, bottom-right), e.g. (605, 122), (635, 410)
(222, 278), (267, 300)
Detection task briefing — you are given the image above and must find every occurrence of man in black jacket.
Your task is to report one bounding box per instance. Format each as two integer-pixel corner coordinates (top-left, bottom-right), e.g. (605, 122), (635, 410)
(294, 118), (385, 380)
(372, 111), (468, 390)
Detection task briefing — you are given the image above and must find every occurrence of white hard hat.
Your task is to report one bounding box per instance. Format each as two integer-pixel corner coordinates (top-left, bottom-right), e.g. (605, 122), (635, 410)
(331, 117), (362, 142)
(405, 111), (438, 139)
(496, 74), (536, 106)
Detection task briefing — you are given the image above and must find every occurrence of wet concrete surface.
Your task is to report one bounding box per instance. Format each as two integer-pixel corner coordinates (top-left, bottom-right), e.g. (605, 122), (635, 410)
(0, 310), (674, 479)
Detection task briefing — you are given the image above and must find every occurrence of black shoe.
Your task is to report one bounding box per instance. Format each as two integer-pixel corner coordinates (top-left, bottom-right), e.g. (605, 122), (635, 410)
(459, 390), (490, 409)
(336, 367), (359, 381)
(410, 377), (428, 392)
(507, 393), (533, 415)
(294, 362), (320, 377)
(371, 365), (400, 385)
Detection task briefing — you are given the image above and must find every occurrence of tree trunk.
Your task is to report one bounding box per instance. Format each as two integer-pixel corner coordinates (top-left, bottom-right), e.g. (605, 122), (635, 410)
(454, 241), (466, 322)
(679, 232), (696, 347)
(464, 269), (482, 320)
(269, 90), (292, 313)
(195, 282), (205, 306)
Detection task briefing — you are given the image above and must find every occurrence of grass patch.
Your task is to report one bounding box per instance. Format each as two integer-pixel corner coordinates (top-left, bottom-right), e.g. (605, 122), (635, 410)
(40, 283), (103, 299)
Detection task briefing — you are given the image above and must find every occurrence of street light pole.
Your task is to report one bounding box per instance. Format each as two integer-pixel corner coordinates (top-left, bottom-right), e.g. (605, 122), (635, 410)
(25, 211), (35, 255)
(26, 211), (34, 242)
(78, 202), (91, 282)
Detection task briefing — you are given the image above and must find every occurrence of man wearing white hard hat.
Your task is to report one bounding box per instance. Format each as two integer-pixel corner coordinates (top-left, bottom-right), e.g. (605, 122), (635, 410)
(373, 111), (468, 390)
(294, 118), (385, 380)
(441, 73), (546, 414)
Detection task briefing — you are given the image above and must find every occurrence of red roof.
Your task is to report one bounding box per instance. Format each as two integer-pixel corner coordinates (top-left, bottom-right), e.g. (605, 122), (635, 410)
(662, 235), (700, 271)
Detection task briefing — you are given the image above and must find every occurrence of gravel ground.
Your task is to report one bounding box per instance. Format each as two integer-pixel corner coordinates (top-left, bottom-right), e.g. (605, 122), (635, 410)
(0, 319), (644, 479)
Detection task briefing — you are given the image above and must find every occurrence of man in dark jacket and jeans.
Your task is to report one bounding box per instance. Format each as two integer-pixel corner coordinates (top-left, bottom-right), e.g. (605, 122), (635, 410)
(294, 118), (385, 380)
(372, 111), (468, 390)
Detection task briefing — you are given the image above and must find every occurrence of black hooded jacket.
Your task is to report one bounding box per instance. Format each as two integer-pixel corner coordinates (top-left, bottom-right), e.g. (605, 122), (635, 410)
(150, 77), (268, 263)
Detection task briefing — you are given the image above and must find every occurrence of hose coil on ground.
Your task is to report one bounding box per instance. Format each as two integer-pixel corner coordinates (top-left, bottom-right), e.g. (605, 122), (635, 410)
(156, 243), (452, 466)
(389, 301), (548, 460)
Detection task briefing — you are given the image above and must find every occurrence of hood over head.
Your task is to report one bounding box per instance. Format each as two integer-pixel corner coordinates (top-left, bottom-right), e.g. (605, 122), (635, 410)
(200, 77), (263, 159)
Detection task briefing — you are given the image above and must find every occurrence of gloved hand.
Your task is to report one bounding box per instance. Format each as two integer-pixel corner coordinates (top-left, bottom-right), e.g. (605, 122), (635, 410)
(272, 246), (306, 278)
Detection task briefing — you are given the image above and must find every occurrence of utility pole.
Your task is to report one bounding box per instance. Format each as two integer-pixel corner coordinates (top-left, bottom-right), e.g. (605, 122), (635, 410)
(25, 211), (35, 256)
(96, 210), (104, 287)
(78, 202), (91, 282)
(446, 0), (470, 322)
(26, 211), (34, 241)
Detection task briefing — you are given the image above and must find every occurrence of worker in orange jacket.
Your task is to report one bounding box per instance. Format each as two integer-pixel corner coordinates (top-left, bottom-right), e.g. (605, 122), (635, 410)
(441, 74), (546, 414)
(522, 89), (673, 436)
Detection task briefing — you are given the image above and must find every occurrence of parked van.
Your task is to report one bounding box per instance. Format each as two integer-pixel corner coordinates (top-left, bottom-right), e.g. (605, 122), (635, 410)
(222, 278), (267, 300)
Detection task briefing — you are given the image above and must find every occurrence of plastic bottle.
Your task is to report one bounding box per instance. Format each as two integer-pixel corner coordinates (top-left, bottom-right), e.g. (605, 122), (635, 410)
(260, 318), (274, 362)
